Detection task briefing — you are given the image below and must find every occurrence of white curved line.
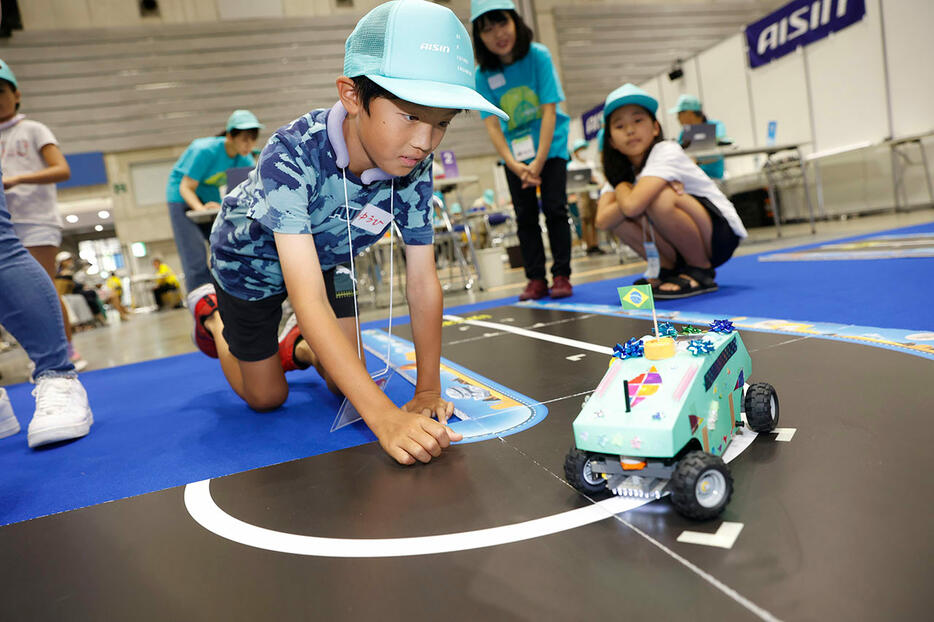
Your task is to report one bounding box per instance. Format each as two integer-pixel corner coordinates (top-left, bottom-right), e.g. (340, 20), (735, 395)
(185, 481), (651, 558)
(184, 432), (756, 558)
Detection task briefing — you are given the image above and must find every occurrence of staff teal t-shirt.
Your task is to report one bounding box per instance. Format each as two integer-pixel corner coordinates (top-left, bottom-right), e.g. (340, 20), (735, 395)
(475, 42), (570, 162)
(678, 120), (727, 180)
(166, 136), (255, 204)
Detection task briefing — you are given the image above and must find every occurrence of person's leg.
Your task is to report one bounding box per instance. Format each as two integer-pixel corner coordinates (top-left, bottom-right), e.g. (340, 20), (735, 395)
(294, 315), (363, 396)
(579, 194), (598, 249)
(0, 189), (91, 447)
(538, 158), (572, 279)
(26, 244), (73, 342)
(202, 304), (290, 411)
(504, 166), (546, 281)
(645, 188), (713, 269)
(167, 201), (213, 293)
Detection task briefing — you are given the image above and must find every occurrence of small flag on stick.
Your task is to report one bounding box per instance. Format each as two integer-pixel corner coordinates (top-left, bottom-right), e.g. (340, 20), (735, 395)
(618, 284), (659, 337)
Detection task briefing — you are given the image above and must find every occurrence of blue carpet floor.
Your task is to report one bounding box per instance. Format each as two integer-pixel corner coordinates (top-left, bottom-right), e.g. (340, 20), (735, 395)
(1, 221), (931, 526)
(567, 221), (934, 331)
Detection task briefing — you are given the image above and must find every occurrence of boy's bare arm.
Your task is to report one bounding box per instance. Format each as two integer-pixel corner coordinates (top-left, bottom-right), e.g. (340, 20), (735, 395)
(178, 176), (219, 211)
(401, 244), (453, 423)
(2, 144), (70, 188)
(275, 232), (461, 464)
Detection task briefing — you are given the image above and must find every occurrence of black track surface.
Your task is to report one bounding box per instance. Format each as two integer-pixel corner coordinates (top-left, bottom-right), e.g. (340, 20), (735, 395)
(0, 306), (930, 621)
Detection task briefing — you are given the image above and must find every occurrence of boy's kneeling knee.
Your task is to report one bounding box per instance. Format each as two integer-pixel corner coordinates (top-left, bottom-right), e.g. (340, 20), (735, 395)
(245, 388), (288, 412)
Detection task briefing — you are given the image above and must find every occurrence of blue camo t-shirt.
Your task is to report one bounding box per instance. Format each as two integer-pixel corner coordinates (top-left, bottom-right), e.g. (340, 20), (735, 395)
(475, 42), (570, 162)
(166, 136), (254, 204)
(210, 104), (435, 301)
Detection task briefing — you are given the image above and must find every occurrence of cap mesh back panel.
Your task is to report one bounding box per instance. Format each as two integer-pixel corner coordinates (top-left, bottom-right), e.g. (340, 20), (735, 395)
(343, 2), (392, 76)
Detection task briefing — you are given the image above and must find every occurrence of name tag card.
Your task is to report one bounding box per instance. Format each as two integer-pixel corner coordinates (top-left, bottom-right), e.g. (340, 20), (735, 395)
(487, 73), (506, 90)
(351, 203), (393, 234)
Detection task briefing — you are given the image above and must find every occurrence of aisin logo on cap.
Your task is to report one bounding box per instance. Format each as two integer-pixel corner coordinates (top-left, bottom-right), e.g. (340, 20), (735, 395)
(419, 42), (451, 53)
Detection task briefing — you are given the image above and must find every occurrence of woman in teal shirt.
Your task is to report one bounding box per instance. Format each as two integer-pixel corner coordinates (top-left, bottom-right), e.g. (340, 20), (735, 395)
(472, 0), (573, 301)
(166, 109), (261, 293)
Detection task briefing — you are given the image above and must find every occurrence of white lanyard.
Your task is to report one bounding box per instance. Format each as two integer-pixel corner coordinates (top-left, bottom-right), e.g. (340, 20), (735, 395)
(341, 167), (394, 374)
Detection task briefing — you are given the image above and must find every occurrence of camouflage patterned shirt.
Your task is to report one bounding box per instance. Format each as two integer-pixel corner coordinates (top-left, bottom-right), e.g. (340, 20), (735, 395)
(210, 103), (435, 301)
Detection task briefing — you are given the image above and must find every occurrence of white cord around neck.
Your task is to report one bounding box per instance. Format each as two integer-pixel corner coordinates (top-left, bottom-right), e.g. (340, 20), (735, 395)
(342, 168), (393, 374)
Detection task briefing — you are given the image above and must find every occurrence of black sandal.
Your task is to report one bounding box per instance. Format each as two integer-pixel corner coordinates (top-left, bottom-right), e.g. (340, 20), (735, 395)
(633, 267), (676, 286)
(653, 266), (718, 299)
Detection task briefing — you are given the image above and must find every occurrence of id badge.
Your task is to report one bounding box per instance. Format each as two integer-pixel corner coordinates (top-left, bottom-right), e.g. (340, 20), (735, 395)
(351, 203), (393, 234)
(510, 135), (536, 162)
(487, 73), (506, 90)
(643, 241), (661, 279)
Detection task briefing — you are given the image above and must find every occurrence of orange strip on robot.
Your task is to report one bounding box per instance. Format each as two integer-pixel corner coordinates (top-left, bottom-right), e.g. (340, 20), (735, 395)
(702, 426), (709, 452)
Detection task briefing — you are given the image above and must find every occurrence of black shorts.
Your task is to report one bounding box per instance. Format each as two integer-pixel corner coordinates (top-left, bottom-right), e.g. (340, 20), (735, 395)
(693, 195), (741, 268)
(214, 265), (357, 363)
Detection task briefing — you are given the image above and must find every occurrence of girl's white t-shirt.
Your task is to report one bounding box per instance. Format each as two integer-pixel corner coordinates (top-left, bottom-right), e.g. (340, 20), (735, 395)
(602, 140), (748, 239)
(0, 118), (62, 227)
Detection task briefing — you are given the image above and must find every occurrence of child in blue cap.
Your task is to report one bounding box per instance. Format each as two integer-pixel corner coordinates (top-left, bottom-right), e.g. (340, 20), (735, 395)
(470, 0), (574, 301)
(0, 60), (94, 448)
(670, 94), (728, 180)
(0, 58), (91, 370)
(190, 0), (507, 465)
(165, 109), (262, 294)
(595, 84), (747, 299)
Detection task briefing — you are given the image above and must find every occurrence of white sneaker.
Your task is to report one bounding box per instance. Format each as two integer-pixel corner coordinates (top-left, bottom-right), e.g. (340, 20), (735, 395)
(0, 388), (20, 440)
(27, 376), (94, 448)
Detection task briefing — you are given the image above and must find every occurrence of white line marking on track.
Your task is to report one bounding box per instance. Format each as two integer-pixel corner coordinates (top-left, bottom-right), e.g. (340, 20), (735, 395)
(444, 314), (614, 355)
(566, 354), (586, 361)
(773, 427), (796, 442)
(677, 522), (745, 549)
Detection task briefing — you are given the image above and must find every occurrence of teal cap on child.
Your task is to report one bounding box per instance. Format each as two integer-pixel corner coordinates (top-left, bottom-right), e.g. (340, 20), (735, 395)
(345, 0), (508, 120)
(470, 0), (516, 22)
(0, 59), (18, 89)
(225, 109), (264, 132)
(668, 94), (702, 114)
(571, 138), (589, 153)
(603, 83), (659, 120)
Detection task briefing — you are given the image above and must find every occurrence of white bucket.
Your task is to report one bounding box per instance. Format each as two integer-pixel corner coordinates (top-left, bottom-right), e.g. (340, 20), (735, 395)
(476, 248), (506, 290)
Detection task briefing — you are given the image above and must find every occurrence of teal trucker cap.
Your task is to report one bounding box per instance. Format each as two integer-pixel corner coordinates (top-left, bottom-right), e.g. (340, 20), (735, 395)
(226, 109), (264, 132)
(668, 94), (702, 114)
(0, 59), (17, 89)
(470, 0), (516, 22)
(603, 83), (659, 120)
(344, 0), (508, 121)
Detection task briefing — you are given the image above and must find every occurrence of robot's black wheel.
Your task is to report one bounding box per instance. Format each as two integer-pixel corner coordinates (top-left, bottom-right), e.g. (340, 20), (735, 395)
(744, 382), (779, 433)
(669, 451), (733, 520)
(564, 448), (607, 494)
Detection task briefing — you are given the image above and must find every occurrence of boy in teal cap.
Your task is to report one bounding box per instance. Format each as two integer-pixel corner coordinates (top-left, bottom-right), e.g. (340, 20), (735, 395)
(191, 0), (507, 465)
(669, 94), (728, 180)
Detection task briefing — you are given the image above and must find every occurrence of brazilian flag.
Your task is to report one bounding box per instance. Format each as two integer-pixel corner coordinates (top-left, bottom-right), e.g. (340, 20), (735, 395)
(618, 284), (654, 310)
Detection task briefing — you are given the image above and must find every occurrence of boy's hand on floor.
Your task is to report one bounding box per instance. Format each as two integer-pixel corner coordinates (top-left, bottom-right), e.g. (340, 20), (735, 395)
(373, 408), (463, 465)
(403, 391), (455, 424)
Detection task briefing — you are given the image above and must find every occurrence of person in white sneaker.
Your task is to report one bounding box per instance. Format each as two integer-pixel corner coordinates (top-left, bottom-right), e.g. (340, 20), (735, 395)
(0, 160), (94, 448)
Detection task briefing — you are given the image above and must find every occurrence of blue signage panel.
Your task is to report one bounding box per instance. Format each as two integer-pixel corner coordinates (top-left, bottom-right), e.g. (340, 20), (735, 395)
(581, 103), (605, 141)
(57, 151), (108, 189)
(745, 0), (866, 68)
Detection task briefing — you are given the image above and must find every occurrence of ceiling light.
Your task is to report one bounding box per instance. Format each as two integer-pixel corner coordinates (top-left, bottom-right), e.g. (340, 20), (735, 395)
(65, 215), (79, 223)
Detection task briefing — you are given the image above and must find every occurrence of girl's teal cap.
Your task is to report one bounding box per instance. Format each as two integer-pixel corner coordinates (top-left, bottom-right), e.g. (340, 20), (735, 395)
(345, 0), (508, 120)
(470, 0), (516, 22)
(596, 128), (605, 151)
(572, 138), (589, 153)
(603, 83), (659, 120)
(669, 94), (702, 114)
(226, 110), (264, 132)
(0, 59), (17, 89)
